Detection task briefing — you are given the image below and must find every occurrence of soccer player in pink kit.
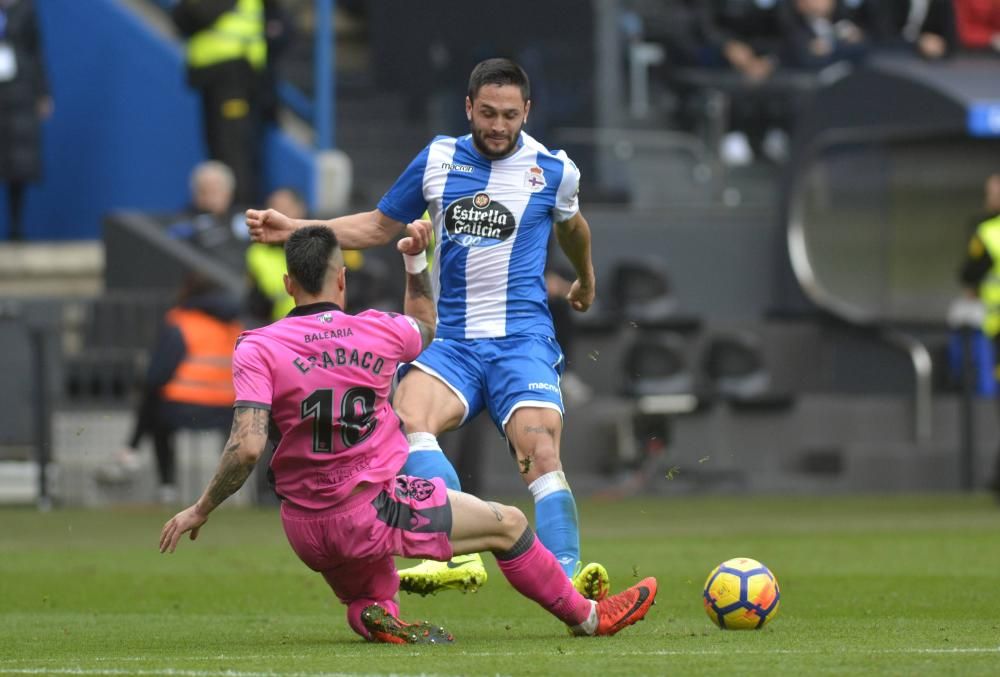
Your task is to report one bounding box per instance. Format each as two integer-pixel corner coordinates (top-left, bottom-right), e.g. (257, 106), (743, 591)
(158, 224), (657, 643)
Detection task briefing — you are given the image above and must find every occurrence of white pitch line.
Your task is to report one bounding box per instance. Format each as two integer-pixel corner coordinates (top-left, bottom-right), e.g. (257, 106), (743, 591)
(0, 657), (311, 665)
(618, 647), (1000, 657)
(0, 646), (998, 676)
(0, 669), (444, 677)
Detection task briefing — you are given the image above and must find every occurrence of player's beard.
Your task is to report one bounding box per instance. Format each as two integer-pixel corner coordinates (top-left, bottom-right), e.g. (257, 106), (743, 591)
(470, 121), (523, 160)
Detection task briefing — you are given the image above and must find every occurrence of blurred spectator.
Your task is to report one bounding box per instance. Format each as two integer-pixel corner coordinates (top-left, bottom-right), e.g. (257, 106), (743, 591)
(622, 0), (705, 67)
(958, 173), (1000, 496)
(696, 0), (791, 165)
(959, 174), (1000, 294)
(835, 0), (890, 40)
(245, 187), (370, 325)
(878, 0), (957, 59)
(172, 0), (268, 204)
(98, 272), (243, 504)
(620, 0), (710, 136)
(167, 160), (247, 272)
(953, 0), (1000, 53)
(0, 0), (52, 241)
(244, 186), (303, 326)
(697, 0), (783, 81)
(783, 0), (870, 70)
(260, 0), (295, 123)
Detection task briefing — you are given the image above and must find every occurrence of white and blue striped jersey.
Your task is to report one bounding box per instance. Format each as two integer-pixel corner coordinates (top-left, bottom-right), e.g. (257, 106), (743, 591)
(377, 131), (581, 340)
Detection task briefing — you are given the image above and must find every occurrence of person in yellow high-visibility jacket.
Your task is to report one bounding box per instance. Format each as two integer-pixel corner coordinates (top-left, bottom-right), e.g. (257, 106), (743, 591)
(246, 188), (365, 326)
(959, 173), (1000, 497)
(172, 0), (267, 204)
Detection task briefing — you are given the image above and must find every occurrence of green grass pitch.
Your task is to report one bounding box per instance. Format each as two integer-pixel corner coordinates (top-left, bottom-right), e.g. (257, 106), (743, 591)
(2, 494), (999, 676)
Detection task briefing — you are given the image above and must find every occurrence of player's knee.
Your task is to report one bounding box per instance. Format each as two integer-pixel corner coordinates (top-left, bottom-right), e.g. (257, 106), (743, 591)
(528, 445), (561, 474)
(501, 505), (529, 543)
(491, 506), (535, 557)
(395, 408), (424, 434)
(485, 502), (528, 551)
(393, 394), (429, 433)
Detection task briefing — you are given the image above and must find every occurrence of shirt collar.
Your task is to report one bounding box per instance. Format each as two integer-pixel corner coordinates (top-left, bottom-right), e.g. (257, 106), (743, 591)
(286, 301), (343, 318)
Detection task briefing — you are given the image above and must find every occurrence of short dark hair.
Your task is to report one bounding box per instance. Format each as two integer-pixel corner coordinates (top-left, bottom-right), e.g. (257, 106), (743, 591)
(285, 225), (341, 295)
(467, 58), (530, 102)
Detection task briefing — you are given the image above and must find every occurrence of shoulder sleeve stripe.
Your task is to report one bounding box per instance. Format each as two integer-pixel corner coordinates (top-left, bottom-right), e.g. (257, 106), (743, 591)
(234, 400), (272, 411)
(377, 142), (434, 224)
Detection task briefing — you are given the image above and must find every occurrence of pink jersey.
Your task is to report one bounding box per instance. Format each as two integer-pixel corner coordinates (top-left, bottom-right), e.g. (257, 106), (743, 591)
(232, 302), (422, 510)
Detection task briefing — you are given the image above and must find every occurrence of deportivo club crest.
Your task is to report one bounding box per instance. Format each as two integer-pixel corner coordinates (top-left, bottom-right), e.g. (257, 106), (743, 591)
(524, 166), (546, 192)
(444, 192), (516, 248)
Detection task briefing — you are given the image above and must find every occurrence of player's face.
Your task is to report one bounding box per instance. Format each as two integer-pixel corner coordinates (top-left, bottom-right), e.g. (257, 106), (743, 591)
(466, 84), (530, 160)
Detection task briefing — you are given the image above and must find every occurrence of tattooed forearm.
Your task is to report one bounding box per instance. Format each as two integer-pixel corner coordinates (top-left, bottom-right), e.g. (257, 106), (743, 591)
(486, 501), (504, 522)
(200, 446), (254, 512)
(227, 407), (270, 449)
(250, 408), (270, 436)
(196, 408), (267, 513)
(404, 268), (436, 347)
(406, 269), (433, 301)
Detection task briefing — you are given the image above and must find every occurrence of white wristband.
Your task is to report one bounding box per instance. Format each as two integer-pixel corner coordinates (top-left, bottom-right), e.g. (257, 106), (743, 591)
(403, 252), (428, 275)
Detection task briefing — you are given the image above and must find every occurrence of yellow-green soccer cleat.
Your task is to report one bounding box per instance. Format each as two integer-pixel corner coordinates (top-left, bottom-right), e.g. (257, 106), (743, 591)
(398, 553), (488, 596)
(572, 561), (611, 601)
(360, 604), (454, 644)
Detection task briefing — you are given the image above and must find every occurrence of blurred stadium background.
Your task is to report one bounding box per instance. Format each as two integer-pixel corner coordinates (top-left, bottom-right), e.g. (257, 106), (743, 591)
(2, 0), (1000, 509)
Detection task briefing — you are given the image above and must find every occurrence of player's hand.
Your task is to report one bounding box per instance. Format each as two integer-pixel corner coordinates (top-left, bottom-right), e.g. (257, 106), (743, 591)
(159, 505), (209, 554)
(246, 208), (295, 244)
(567, 277), (595, 312)
(397, 219), (431, 256)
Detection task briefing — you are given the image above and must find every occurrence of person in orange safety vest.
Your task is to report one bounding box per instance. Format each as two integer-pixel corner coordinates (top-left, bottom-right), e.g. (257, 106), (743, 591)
(98, 272), (243, 504)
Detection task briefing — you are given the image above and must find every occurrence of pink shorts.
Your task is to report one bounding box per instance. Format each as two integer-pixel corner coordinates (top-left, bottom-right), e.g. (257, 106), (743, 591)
(280, 475), (453, 605)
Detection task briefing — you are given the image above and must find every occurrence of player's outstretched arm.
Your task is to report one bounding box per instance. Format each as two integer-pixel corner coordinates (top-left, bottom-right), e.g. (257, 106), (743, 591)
(158, 407), (269, 553)
(554, 212), (597, 312)
(398, 219), (436, 350)
(246, 207), (405, 250)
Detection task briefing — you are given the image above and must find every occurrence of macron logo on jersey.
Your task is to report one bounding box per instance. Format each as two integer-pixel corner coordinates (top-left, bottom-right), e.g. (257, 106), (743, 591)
(441, 162), (475, 173)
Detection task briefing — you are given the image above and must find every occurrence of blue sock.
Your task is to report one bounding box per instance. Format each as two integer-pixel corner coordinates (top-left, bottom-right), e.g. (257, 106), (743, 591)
(530, 471), (580, 578)
(401, 433), (461, 491)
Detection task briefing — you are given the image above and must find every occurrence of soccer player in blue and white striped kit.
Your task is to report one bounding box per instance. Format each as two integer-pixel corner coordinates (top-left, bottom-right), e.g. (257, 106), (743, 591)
(246, 57), (609, 601)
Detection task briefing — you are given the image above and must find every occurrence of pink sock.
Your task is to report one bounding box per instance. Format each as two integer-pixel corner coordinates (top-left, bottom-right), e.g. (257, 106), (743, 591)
(346, 598), (400, 640)
(496, 534), (592, 626)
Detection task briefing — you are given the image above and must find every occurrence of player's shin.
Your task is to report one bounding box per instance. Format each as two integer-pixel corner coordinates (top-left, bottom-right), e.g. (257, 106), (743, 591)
(494, 526), (593, 628)
(530, 471), (580, 577)
(402, 432), (461, 491)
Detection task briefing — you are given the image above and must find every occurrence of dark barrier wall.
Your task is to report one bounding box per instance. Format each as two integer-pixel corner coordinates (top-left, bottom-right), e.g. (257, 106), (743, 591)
(774, 55), (1000, 318)
(368, 0), (595, 137)
(2, 0), (200, 240)
(0, 0), (313, 241)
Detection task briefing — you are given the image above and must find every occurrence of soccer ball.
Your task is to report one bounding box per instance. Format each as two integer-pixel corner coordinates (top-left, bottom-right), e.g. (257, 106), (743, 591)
(703, 557), (780, 630)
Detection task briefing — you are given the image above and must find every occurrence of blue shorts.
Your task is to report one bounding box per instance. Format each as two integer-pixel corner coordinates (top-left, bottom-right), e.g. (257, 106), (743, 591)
(404, 334), (565, 434)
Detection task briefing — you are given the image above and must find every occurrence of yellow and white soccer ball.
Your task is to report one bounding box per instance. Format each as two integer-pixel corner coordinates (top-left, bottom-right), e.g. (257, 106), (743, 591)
(703, 557), (780, 629)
